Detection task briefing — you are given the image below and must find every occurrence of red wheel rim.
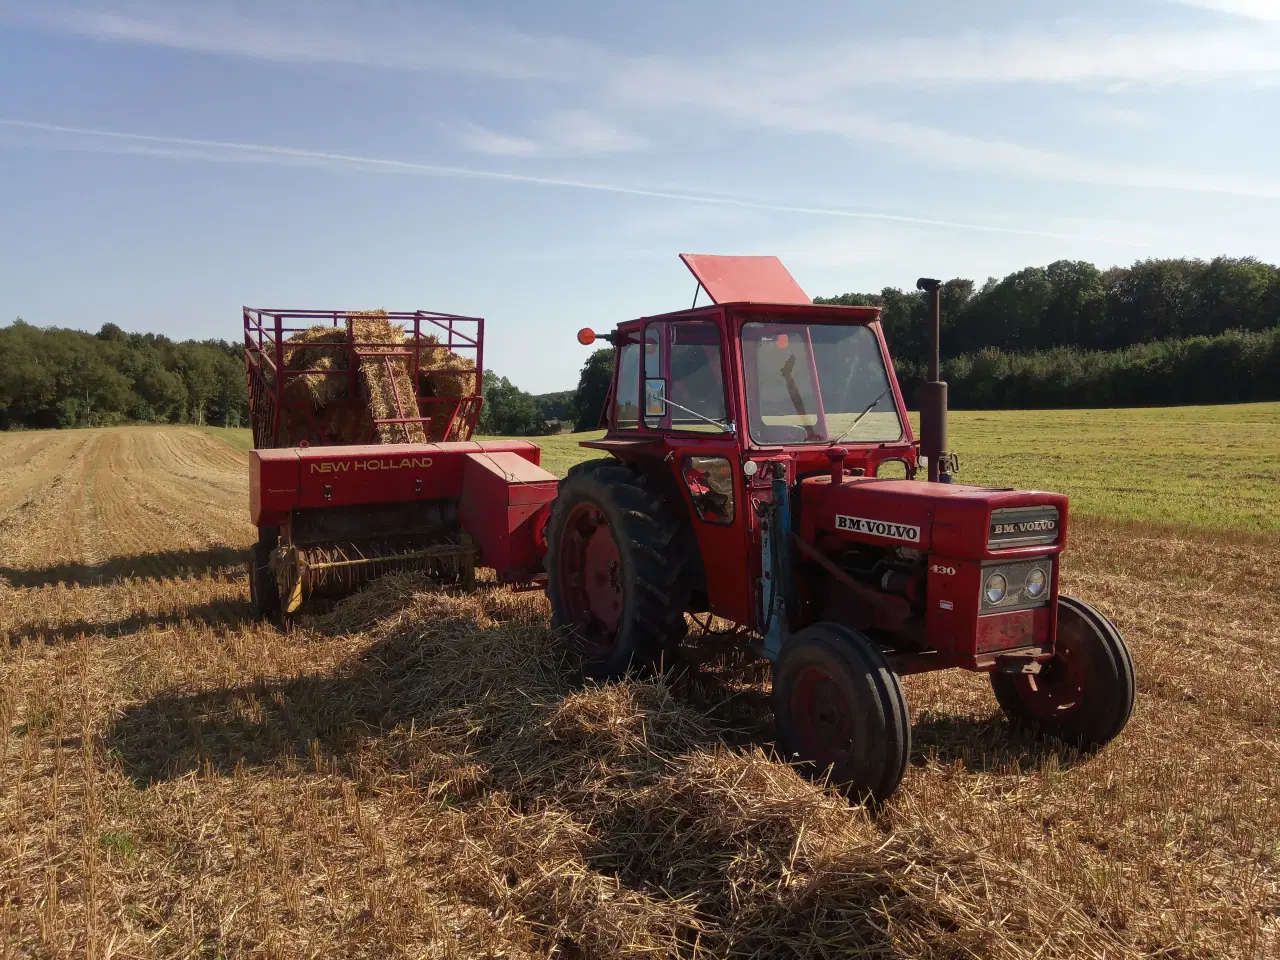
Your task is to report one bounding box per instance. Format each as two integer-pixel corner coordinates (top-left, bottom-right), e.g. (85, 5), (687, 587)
(557, 502), (624, 657)
(790, 666), (854, 770)
(1012, 611), (1090, 722)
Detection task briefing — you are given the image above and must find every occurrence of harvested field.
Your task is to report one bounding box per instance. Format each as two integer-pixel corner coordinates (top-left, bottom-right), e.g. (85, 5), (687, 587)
(2, 424), (1279, 957)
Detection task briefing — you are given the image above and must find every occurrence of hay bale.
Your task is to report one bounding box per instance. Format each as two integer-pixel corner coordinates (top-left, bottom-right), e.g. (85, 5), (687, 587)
(419, 333), (478, 441)
(420, 334), (477, 398)
(318, 401), (370, 446)
(272, 312), (478, 445)
(281, 325), (349, 409)
(350, 312), (429, 444)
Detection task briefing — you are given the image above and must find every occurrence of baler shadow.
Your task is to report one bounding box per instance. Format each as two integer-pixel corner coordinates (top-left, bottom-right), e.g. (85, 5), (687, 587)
(910, 711), (1083, 774)
(0, 546), (247, 589)
(9, 597), (255, 646)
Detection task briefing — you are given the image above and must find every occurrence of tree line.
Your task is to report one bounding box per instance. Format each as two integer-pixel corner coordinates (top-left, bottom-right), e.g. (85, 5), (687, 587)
(818, 256), (1280, 362)
(816, 256), (1280, 410)
(0, 317), (595, 436)
(0, 321), (247, 430)
(6, 255), (1277, 434)
(895, 328), (1280, 410)
(477, 353), (612, 435)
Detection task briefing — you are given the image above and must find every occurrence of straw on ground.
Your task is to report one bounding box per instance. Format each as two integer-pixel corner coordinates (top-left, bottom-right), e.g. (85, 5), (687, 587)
(1, 424), (1277, 958)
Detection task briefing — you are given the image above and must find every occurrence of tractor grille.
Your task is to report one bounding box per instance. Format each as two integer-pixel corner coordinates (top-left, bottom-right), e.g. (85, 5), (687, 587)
(988, 505), (1060, 550)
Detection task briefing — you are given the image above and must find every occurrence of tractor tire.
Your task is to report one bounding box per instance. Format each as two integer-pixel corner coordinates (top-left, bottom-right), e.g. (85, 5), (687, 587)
(772, 622), (911, 803)
(545, 458), (690, 682)
(248, 527), (280, 621)
(991, 595), (1135, 749)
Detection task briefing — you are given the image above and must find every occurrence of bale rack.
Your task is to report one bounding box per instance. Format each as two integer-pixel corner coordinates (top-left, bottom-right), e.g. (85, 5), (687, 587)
(244, 308), (484, 449)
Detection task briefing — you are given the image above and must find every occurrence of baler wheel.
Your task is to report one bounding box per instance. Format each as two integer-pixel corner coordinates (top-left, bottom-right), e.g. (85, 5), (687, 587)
(990, 595), (1135, 749)
(248, 526), (280, 621)
(545, 458), (690, 681)
(772, 623), (911, 803)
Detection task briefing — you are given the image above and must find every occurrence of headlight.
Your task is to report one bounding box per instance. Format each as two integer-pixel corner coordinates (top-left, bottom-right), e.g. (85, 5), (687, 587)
(981, 559), (1051, 609)
(1025, 567), (1048, 599)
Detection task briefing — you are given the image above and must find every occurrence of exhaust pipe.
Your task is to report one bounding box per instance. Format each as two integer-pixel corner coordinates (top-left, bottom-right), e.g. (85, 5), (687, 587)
(915, 278), (951, 484)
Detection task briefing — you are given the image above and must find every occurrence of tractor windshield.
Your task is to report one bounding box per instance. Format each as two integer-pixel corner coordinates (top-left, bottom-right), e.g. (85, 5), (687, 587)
(741, 320), (903, 445)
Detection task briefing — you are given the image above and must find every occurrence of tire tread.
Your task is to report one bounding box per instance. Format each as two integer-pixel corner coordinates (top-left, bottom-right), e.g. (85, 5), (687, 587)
(546, 457), (692, 680)
(773, 622), (911, 803)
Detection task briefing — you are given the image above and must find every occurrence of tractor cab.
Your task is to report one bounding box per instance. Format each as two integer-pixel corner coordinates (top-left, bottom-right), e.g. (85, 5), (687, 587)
(546, 254), (1134, 803)
(586, 299), (916, 470)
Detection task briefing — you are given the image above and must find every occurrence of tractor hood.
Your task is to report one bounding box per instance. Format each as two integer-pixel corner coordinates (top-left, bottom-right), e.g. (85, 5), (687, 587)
(795, 476), (1069, 562)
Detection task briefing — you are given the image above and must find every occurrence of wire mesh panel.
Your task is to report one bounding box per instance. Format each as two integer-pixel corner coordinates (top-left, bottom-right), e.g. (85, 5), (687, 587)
(243, 308), (484, 449)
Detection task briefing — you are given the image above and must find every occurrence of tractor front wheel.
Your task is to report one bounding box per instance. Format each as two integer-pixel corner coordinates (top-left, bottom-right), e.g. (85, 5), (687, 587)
(545, 459), (690, 682)
(772, 623), (911, 803)
(991, 595), (1135, 748)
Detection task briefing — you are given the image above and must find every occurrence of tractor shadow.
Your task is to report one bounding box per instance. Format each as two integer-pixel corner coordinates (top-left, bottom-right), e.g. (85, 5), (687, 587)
(665, 629), (1085, 774)
(106, 614), (766, 786)
(104, 597), (977, 953)
(0, 546), (247, 589)
(909, 711), (1085, 774)
(103, 594), (1078, 786)
(9, 596), (256, 646)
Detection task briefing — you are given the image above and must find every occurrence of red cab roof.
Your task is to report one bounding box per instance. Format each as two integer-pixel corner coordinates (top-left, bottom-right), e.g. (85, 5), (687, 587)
(680, 253), (812, 306)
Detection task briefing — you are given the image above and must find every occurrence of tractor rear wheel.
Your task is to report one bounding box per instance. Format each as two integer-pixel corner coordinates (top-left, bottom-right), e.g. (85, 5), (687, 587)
(248, 527), (280, 620)
(545, 458), (690, 681)
(772, 623), (911, 803)
(991, 595), (1135, 748)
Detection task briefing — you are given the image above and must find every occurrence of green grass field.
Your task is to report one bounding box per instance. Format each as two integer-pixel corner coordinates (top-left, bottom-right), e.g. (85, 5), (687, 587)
(204, 403), (1280, 537)
(914, 403), (1280, 536)
(197, 424), (255, 451)
(508, 402), (1280, 537)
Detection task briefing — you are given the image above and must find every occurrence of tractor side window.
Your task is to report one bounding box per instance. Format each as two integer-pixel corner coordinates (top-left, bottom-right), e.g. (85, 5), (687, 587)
(681, 455), (735, 524)
(668, 321), (726, 433)
(643, 324), (663, 428)
(615, 339), (641, 429)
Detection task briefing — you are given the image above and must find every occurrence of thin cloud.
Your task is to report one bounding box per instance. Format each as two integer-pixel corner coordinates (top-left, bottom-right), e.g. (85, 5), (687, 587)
(12, 1), (1280, 88)
(456, 124), (542, 158)
(541, 109), (648, 155)
(458, 110), (648, 158)
(0, 118), (1149, 245)
(5, 4), (1277, 200)
(4, 0), (599, 81)
(802, 113), (1280, 199)
(1169, 0), (1280, 20)
(615, 91), (1280, 202)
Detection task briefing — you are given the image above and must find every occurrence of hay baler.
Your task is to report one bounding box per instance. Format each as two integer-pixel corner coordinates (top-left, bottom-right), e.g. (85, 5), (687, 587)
(244, 308), (557, 617)
(543, 254), (1135, 802)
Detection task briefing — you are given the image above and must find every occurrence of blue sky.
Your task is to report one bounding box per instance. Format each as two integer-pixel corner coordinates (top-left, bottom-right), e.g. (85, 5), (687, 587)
(1, 0), (1278, 393)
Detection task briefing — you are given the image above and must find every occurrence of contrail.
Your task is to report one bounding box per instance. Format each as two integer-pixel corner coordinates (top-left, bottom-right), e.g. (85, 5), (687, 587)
(0, 118), (1145, 245)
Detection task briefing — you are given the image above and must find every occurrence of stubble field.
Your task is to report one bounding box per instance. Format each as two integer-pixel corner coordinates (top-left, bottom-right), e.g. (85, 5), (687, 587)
(2, 414), (1279, 958)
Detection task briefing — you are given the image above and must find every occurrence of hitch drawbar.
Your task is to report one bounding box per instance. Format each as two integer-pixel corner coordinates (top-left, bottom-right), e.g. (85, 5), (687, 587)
(995, 651), (1045, 675)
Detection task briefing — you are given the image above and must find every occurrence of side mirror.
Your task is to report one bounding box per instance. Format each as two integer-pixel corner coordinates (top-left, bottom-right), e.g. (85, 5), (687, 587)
(644, 378), (667, 418)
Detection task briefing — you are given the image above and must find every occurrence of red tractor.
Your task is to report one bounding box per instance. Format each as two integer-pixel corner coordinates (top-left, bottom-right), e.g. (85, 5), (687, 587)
(542, 254), (1134, 801)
